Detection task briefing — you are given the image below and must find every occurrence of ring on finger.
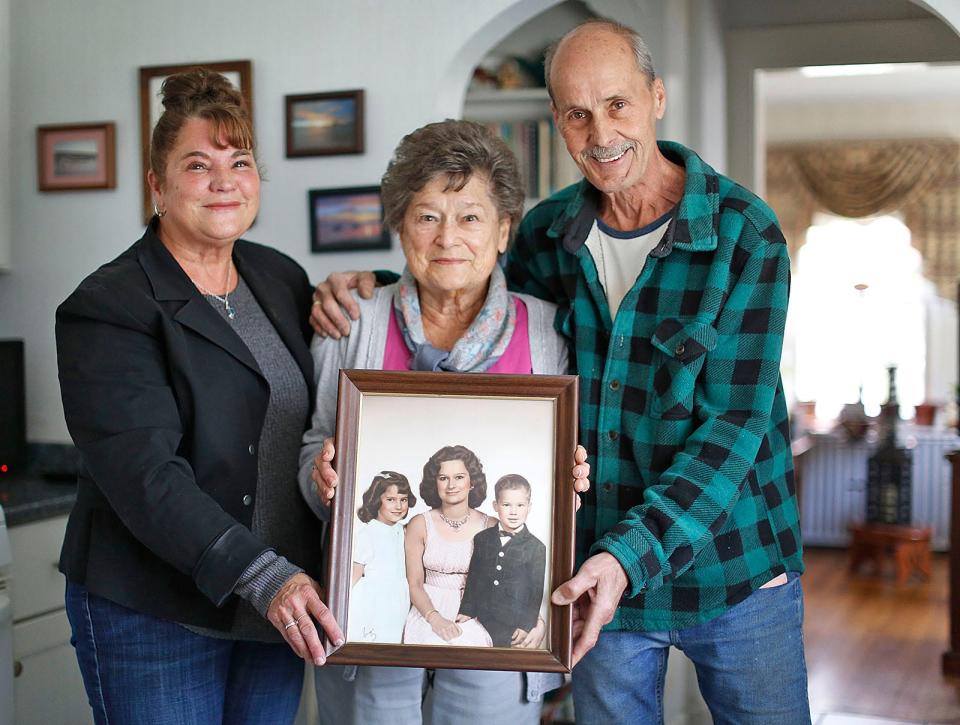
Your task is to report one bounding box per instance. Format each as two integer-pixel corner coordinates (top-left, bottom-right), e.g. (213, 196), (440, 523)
(296, 614), (309, 626)
(283, 620), (297, 630)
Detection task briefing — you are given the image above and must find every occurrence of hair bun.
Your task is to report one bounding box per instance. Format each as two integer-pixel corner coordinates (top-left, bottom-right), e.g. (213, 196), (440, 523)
(160, 68), (246, 114)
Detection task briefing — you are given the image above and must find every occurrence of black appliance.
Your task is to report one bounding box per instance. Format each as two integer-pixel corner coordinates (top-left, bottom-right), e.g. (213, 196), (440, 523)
(0, 340), (26, 474)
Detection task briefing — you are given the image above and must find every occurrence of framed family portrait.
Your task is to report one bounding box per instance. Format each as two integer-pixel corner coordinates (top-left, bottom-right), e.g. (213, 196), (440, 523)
(308, 186), (391, 253)
(324, 370), (578, 673)
(285, 89), (364, 157)
(138, 59), (253, 223)
(37, 122), (116, 192)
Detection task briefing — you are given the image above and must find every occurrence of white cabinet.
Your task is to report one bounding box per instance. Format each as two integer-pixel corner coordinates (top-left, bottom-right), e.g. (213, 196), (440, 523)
(9, 515), (90, 725)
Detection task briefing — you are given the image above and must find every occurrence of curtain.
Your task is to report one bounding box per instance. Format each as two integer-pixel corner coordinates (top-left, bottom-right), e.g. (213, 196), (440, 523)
(766, 139), (960, 299)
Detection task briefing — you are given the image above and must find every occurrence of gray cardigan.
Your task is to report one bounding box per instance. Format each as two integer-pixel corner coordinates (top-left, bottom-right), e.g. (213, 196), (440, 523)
(297, 284), (569, 518)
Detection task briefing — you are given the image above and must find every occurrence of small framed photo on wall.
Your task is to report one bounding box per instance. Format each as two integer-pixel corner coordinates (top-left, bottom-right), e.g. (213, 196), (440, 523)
(138, 59), (253, 223)
(37, 122), (116, 192)
(308, 186), (390, 253)
(285, 90), (364, 157)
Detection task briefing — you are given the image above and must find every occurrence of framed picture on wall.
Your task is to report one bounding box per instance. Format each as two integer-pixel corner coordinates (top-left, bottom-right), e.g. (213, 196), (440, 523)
(138, 59), (253, 223)
(308, 185), (390, 253)
(285, 90), (364, 157)
(36, 122), (116, 192)
(323, 369), (578, 672)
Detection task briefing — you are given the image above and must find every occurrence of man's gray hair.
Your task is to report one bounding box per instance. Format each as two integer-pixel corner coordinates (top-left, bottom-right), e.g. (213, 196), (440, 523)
(544, 19), (655, 101)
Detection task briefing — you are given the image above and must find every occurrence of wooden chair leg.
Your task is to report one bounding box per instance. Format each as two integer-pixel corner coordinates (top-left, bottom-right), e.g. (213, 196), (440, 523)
(917, 544), (932, 579)
(895, 544), (910, 585)
(849, 542), (866, 573)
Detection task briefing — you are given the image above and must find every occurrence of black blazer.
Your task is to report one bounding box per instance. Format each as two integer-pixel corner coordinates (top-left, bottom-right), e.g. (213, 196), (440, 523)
(459, 525), (546, 641)
(56, 223), (318, 630)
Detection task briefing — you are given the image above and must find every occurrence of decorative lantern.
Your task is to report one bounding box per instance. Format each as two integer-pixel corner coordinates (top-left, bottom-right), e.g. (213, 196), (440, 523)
(866, 365), (912, 525)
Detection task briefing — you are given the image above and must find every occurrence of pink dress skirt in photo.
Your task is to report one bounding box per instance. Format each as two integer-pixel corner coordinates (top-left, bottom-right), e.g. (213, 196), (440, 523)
(402, 510), (493, 646)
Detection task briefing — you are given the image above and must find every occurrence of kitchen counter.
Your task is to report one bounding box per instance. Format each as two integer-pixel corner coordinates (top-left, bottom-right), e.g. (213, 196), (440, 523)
(0, 476), (76, 527)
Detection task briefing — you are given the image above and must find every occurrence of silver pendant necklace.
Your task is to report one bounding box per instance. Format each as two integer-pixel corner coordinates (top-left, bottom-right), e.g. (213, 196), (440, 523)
(197, 264), (237, 319)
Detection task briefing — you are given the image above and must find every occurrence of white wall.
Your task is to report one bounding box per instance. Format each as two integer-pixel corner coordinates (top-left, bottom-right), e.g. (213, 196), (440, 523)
(764, 96), (960, 142)
(687, 0), (726, 172)
(0, 0), (11, 270)
(0, 0), (569, 441)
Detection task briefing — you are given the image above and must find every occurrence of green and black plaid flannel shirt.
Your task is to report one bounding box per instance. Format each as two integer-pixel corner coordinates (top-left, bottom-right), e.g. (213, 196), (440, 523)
(506, 141), (804, 631)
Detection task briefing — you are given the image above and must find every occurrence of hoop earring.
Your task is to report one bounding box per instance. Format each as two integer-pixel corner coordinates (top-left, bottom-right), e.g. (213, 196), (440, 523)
(153, 204), (166, 218)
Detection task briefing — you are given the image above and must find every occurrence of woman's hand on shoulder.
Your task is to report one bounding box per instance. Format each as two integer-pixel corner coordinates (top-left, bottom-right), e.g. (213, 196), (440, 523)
(267, 572), (344, 666)
(311, 439), (337, 506)
(572, 444), (590, 512)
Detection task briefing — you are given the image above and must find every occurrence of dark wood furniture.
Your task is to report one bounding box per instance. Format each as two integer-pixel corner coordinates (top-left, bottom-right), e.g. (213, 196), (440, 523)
(944, 451), (960, 677)
(848, 523), (932, 585)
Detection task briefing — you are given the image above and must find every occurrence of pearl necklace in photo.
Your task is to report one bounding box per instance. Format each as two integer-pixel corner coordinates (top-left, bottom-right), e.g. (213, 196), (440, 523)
(438, 510), (470, 530)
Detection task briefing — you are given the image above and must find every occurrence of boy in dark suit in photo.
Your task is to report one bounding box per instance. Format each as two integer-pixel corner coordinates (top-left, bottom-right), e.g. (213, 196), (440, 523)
(457, 474), (547, 647)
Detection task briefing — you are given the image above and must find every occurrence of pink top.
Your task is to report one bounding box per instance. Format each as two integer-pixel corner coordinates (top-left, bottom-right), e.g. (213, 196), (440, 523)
(383, 297), (532, 373)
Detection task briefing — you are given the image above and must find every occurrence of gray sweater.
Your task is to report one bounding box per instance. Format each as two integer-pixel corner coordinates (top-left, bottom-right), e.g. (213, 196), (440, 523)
(297, 284), (570, 518)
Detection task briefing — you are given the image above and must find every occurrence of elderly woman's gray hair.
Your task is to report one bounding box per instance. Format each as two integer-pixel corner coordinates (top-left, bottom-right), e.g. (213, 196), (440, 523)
(380, 119), (525, 237)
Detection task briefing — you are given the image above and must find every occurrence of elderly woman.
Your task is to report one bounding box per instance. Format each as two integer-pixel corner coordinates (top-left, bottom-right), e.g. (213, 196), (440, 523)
(298, 119), (575, 724)
(55, 69), (342, 724)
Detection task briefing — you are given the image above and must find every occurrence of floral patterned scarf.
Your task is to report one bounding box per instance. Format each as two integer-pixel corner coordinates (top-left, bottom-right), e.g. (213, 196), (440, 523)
(393, 264), (517, 372)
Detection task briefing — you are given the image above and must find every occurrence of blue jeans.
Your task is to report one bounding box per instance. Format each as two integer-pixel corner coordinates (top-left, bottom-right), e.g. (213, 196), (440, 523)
(571, 573), (810, 725)
(65, 582), (304, 725)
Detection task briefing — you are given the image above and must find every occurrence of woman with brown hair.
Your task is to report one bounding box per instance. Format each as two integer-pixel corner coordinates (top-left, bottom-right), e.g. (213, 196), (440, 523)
(55, 69), (341, 724)
(401, 444), (497, 646)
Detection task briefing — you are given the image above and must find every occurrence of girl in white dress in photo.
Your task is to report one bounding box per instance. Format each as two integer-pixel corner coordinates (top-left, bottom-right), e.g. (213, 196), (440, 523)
(348, 471), (416, 643)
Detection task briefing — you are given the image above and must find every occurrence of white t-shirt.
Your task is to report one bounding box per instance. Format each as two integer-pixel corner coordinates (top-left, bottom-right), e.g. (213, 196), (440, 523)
(584, 211), (673, 316)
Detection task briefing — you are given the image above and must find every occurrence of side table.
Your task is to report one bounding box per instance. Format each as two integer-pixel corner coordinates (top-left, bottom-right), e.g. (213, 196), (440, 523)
(847, 523), (932, 585)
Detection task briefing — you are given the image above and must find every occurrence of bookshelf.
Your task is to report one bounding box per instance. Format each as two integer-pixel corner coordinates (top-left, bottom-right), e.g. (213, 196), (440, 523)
(463, 87), (581, 205)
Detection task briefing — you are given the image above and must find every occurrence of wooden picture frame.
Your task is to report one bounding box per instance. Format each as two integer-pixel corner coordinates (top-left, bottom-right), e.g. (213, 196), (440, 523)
(308, 185), (391, 253)
(285, 90), (364, 158)
(138, 60), (253, 223)
(325, 370), (578, 673)
(37, 122), (116, 192)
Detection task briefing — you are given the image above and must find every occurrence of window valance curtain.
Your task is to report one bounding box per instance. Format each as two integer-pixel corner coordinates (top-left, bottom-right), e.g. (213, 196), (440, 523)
(766, 139), (960, 299)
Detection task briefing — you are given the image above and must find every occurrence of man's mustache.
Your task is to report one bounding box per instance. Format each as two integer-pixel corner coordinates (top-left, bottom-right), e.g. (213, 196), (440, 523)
(582, 142), (636, 162)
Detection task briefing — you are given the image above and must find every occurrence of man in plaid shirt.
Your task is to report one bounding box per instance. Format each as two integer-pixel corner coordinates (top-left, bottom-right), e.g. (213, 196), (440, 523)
(310, 19), (809, 724)
(522, 20), (809, 724)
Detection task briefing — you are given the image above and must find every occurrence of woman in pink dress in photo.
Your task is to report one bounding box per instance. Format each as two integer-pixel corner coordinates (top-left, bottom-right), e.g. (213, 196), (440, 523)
(402, 445), (496, 646)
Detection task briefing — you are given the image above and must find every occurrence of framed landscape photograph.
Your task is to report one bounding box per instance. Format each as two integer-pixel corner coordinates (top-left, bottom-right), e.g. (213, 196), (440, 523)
(138, 59), (253, 223)
(285, 90), (364, 157)
(324, 370), (578, 672)
(37, 122), (116, 192)
(308, 185), (390, 253)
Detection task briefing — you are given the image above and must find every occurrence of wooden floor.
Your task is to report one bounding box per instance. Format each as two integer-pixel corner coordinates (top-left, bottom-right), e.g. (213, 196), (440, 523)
(804, 547), (960, 724)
